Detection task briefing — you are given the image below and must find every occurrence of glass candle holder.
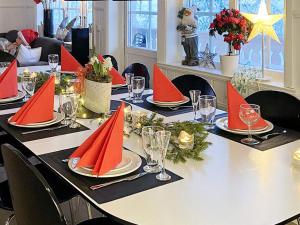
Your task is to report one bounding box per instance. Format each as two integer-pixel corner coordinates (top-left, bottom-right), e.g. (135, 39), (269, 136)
(178, 131), (194, 150)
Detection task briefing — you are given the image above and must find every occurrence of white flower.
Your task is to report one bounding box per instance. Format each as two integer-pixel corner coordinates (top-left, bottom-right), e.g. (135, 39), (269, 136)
(90, 56), (99, 65)
(103, 57), (113, 71)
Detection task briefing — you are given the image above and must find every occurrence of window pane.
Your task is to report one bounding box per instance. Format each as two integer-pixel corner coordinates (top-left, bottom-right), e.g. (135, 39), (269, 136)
(128, 0), (157, 50)
(213, 0), (229, 12)
(189, 0), (210, 12)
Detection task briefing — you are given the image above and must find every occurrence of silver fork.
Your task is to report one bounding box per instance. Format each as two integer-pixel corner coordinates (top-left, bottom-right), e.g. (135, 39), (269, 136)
(258, 130), (287, 140)
(168, 106), (192, 111)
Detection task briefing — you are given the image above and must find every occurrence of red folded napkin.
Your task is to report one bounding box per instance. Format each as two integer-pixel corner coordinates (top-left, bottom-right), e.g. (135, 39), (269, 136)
(98, 54), (125, 85)
(61, 46), (82, 72)
(0, 60), (18, 99)
(153, 64), (185, 102)
(227, 82), (268, 130)
(10, 76), (55, 125)
(70, 102), (125, 176)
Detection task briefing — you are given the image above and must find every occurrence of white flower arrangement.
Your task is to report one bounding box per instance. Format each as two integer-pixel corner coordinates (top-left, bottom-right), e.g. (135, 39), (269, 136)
(86, 55), (113, 83)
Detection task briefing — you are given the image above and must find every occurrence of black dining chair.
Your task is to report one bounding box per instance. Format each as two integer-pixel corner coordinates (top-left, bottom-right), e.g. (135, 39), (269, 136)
(171, 74), (216, 98)
(122, 63), (150, 89)
(103, 54), (118, 71)
(245, 90), (300, 132)
(1, 144), (122, 225)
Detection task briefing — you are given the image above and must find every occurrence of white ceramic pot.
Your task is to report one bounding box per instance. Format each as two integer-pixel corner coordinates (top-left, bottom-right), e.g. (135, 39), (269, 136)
(220, 55), (239, 76)
(83, 79), (112, 113)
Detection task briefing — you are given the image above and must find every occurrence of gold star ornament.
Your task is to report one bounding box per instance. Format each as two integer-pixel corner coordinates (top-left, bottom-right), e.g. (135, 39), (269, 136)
(242, 0), (283, 43)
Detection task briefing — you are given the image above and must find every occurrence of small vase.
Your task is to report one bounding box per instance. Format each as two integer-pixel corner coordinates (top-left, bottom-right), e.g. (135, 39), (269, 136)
(43, 9), (54, 37)
(220, 54), (239, 76)
(83, 79), (112, 113)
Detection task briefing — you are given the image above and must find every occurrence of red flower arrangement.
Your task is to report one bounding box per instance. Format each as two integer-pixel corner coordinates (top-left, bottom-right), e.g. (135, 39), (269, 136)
(209, 9), (251, 55)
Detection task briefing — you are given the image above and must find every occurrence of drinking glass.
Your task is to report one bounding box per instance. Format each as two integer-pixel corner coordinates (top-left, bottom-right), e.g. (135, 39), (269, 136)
(22, 74), (36, 100)
(199, 95), (217, 129)
(132, 76), (145, 103)
(59, 93), (80, 128)
(48, 54), (59, 72)
(189, 90), (201, 121)
(155, 130), (172, 181)
(142, 126), (164, 173)
(239, 104), (261, 145)
(125, 73), (134, 100)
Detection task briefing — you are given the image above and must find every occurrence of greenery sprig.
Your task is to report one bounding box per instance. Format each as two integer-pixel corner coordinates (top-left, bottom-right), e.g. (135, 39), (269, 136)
(128, 113), (211, 163)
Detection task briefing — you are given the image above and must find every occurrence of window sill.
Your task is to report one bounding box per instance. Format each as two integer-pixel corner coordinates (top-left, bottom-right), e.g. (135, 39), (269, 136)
(159, 61), (287, 90)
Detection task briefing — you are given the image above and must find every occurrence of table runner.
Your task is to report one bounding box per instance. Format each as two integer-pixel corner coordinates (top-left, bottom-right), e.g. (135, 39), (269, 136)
(210, 114), (300, 151)
(40, 148), (183, 204)
(0, 113), (89, 142)
(0, 100), (25, 110)
(112, 87), (129, 95)
(122, 94), (192, 117)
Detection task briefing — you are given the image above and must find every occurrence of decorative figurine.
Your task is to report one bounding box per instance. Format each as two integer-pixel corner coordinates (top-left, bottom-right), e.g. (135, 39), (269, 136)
(199, 44), (217, 69)
(177, 6), (199, 66)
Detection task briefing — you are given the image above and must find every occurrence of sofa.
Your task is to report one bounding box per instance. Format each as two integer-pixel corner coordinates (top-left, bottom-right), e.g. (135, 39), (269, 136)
(0, 30), (63, 66)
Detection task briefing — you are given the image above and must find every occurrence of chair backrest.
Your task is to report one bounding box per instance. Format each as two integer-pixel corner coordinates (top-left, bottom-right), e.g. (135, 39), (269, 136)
(122, 63), (150, 88)
(103, 54), (118, 71)
(171, 74), (216, 97)
(1, 144), (66, 225)
(245, 91), (300, 131)
(133, 33), (146, 48)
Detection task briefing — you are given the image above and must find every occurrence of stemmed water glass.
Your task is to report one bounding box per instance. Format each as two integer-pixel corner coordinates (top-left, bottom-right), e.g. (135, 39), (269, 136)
(142, 126), (163, 173)
(48, 54), (59, 72)
(155, 130), (172, 181)
(59, 93), (80, 128)
(22, 73), (36, 100)
(125, 73), (134, 100)
(239, 104), (261, 145)
(189, 90), (201, 121)
(132, 76), (145, 103)
(199, 95), (217, 129)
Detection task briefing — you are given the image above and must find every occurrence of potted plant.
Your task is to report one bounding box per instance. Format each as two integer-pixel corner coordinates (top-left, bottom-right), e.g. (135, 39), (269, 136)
(79, 56), (113, 114)
(209, 9), (250, 76)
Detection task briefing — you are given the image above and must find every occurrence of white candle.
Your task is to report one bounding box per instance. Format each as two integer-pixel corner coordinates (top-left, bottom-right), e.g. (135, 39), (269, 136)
(178, 131), (194, 150)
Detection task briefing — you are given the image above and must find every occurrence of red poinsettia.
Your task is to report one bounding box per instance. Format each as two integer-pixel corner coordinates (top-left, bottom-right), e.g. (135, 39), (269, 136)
(209, 8), (251, 55)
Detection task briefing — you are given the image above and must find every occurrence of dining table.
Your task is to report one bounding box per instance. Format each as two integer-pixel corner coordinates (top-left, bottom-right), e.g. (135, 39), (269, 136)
(0, 65), (300, 225)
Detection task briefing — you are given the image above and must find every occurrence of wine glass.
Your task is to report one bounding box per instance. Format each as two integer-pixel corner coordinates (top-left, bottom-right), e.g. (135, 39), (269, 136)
(48, 54), (59, 72)
(142, 126), (164, 173)
(199, 95), (216, 129)
(155, 130), (172, 181)
(239, 104), (261, 145)
(22, 74), (36, 100)
(189, 90), (201, 121)
(132, 76), (145, 103)
(125, 73), (134, 100)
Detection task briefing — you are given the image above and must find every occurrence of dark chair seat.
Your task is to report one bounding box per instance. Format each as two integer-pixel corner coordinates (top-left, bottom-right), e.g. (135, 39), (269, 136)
(0, 180), (13, 211)
(245, 90), (300, 132)
(122, 63), (150, 88)
(171, 74), (216, 98)
(103, 55), (118, 71)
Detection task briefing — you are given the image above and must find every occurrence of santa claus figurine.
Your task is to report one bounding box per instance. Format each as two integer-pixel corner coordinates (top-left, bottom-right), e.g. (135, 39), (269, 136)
(177, 6), (199, 66)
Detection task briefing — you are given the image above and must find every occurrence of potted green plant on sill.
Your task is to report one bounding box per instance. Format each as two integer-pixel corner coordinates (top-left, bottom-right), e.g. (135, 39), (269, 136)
(81, 56), (113, 114)
(209, 8), (251, 76)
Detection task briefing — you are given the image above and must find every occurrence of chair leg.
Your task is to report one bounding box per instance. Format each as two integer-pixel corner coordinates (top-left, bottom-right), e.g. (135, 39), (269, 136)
(5, 214), (15, 225)
(86, 202), (93, 219)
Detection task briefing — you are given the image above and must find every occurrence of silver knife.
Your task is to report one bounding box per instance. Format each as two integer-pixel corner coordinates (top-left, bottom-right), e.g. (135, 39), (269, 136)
(21, 124), (68, 135)
(90, 171), (148, 190)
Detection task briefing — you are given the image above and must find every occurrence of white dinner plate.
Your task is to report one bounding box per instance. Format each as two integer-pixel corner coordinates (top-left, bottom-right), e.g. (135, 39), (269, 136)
(8, 112), (65, 128)
(215, 117), (274, 135)
(112, 84), (127, 89)
(146, 95), (190, 107)
(68, 150), (142, 178)
(0, 91), (25, 103)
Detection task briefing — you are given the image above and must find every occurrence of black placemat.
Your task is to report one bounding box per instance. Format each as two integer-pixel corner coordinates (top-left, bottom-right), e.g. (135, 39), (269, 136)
(40, 148), (183, 204)
(209, 113), (300, 151)
(122, 94), (192, 117)
(112, 87), (129, 95)
(0, 113), (89, 142)
(0, 100), (26, 110)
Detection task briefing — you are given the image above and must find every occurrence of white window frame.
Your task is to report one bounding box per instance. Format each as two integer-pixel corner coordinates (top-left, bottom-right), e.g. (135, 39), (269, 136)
(186, 0), (285, 74)
(126, 0), (158, 51)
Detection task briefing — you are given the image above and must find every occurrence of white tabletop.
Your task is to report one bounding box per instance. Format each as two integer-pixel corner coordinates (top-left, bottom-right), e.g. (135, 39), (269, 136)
(1, 66), (300, 225)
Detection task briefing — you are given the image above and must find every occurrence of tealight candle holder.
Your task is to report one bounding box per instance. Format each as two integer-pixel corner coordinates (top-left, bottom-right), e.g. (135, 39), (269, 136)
(124, 106), (132, 122)
(292, 150), (300, 167)
(131, 110), (147, 129)
(178, 131), (194, 150)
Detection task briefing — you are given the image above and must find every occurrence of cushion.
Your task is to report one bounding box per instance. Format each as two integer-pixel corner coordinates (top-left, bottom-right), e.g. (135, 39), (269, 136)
(63, 17), (77, 42)
(16, 45), (42, 65)
(31, 37), (63, 62)
(56, 16), (69, 41)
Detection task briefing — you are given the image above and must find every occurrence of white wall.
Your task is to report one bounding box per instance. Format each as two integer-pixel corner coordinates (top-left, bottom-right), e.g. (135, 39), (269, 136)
(0, 0), (36, 33)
